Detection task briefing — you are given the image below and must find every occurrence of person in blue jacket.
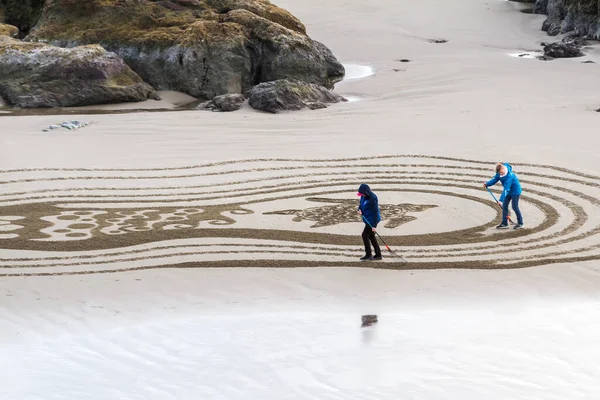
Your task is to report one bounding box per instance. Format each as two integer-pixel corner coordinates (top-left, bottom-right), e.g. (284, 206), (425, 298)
(357, 183), (382, 260)
(483, 162), (524, 229)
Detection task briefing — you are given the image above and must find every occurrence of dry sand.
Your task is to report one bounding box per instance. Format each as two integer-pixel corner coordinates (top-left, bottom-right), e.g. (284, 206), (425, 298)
(72, 90), (198, 111)
(2, 0), (600, 398)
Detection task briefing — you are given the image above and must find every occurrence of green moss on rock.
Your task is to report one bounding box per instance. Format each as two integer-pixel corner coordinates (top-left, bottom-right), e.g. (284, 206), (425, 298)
(29, 0), (304, 45)
(206, 0), (305, 33)
(19, 0), (344, 100)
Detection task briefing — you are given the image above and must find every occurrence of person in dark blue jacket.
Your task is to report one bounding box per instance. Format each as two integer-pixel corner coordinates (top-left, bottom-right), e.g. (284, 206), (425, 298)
(484, 162), (523, 229)
(357, 183), (382, 260)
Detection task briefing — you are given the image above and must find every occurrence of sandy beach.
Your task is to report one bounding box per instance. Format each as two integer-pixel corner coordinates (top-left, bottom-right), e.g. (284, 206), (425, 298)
(2, 0), (600, 398)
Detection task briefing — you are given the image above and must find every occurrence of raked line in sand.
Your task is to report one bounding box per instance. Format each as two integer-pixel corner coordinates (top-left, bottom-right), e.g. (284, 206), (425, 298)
(0, 154), (599, 275)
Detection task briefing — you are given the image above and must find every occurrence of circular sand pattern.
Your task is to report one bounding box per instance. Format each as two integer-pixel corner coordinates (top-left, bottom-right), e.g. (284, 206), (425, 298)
(0, 155), (598, 276)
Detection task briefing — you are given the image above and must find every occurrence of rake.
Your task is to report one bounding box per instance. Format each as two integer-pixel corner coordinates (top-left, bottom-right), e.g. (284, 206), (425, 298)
(485, 187), (516, 225)
(361, 215), (407, 264)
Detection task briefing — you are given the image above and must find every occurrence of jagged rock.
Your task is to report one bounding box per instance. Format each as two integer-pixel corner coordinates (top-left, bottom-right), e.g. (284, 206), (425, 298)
(23, 0), (345, 100)
(0, 23), (18, 37)
(538, 0), (600, 38)
(534, 0), (548, 14)
(0, 37), (159, 108)
(248, 78), (346, 113)
(543, 41), (584, 58)
(562, 33), (589, 46)
(197, 93), (246, 111)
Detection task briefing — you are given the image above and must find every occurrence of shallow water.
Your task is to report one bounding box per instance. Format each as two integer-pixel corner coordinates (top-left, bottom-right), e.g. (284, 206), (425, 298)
(4, 266), (600, 400)
(341, 64), (375, 81)
(508, 51), (543, 59)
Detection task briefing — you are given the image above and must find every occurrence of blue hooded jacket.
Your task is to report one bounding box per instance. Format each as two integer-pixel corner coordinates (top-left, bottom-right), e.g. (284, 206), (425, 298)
(357, 184), (381, 227)
(485, 163), (522, 202)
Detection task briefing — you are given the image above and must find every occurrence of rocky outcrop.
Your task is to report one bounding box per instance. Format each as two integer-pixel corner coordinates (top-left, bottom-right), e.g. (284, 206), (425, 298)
(22, 0), (345, 100)
(0, 37), (159, 108)
(197, 93), (246, 111)
(542, 41), (585, 57)
(248, 78), (346, 113)
(0, 23), (18, 37)
(535, 0), (600, 38)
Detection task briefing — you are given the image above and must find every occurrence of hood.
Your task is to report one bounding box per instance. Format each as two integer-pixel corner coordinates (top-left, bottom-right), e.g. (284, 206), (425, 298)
(358, 183), (372, 196)
(502, 163), (513, 175)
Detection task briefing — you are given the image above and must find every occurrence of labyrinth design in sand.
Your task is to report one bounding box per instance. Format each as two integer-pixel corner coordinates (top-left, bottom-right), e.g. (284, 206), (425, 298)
(1, 155), (599, 276)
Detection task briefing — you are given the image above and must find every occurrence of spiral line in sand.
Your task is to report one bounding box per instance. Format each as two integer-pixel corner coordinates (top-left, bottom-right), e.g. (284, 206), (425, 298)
(1, 155), (598, 275)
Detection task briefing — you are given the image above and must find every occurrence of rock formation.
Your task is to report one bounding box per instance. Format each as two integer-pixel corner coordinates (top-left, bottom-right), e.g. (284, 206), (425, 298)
(534, 0), (600, 38)
(0, 37), (159, 108)
(22, 0), (345, 100)
(248, 78), (346, 113)
(542, 41), (585, 57)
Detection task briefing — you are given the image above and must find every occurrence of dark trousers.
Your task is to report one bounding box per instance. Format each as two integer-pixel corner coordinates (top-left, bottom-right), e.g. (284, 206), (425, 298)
(502, 194), (523, 225)
(362, 224), (381, 256)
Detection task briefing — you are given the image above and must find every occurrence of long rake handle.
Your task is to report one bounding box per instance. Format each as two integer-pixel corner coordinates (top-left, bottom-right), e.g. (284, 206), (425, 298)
(485, 187), (514, 224)
(361, 215), (392, 252)
(360, 213), (407, 263)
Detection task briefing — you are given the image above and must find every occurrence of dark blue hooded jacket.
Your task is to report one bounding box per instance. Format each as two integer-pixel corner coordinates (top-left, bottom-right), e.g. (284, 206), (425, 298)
(357, 184), (381, 227)
(485, 163), (522, 202)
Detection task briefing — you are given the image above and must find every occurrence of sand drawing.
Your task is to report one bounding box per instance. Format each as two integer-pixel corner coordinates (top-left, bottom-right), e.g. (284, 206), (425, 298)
(0, 206), (253, 242)
(0, 155), (598, 275)
(264, 197), (437, 228)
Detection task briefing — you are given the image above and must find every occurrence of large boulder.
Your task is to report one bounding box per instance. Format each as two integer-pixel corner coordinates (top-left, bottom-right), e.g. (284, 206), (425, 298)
(0, 37), (159, 108)
(248, 78), (346, 113)
(23, 0), (345, 99)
